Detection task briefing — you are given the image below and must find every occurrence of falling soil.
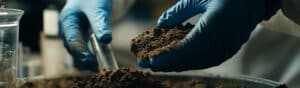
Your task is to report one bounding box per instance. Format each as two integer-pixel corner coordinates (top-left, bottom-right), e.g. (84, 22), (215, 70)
(130, 23), (194, 59)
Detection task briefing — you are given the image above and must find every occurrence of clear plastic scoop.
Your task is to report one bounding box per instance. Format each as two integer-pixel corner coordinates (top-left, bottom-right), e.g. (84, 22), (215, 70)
(89, 33), (119, 70)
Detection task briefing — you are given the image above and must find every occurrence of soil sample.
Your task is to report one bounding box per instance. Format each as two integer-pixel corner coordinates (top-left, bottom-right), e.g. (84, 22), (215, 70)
(130, 23), (194, 59)
(21, 68), (285, 88)
(72, 68), (163, 88)
(21, 77), (75, 88)
(20, 68), (208, 88)
(20, 68), (165, 88)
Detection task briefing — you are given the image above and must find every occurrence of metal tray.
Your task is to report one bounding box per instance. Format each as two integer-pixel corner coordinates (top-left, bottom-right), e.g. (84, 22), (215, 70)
(18, 71), (287, 88)
(152, 72), (287, 88)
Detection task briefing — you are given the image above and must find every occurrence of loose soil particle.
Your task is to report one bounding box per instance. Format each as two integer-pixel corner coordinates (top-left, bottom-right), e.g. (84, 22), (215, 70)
(130, 23), (194, 59)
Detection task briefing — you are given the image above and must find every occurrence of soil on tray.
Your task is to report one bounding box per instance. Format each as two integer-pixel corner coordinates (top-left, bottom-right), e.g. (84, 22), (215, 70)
(130, 23), (194, 59)
(20, 68), (164, 88)
(20, 68), (211, 88)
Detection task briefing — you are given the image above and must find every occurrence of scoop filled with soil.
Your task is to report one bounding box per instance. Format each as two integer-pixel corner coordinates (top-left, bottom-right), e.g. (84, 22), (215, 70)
(130, 23), (194, 59)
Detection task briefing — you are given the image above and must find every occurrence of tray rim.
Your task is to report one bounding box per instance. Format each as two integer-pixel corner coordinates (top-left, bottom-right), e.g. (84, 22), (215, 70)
(152, 72), (286, 88)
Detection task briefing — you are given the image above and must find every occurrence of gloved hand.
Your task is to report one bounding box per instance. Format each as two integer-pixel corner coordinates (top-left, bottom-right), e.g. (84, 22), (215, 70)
(139, 0), (281, 72)
(59, 0), (112, 72)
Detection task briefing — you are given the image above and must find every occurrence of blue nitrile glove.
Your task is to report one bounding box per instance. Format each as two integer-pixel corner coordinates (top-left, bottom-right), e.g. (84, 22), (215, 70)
(59, 0), (112, 72)
(139, 0), (281, 72)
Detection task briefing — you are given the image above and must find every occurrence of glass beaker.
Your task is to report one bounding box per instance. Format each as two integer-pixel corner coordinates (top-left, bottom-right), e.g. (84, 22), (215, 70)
(0, 8), (23, 88)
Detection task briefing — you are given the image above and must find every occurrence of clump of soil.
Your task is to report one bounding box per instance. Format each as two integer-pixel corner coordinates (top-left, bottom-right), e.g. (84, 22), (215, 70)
(21, 68), (164, 88)
(131, 23), (194, 59)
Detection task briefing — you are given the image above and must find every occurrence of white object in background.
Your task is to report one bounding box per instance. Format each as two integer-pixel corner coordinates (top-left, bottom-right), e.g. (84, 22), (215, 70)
(43, 8), (59, 37)
(40, 33), (74, 78)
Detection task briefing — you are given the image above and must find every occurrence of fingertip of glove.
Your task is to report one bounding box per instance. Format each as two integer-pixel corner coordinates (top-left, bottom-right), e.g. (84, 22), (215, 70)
(98, 33), (112, 44)
(138, 58), (151, 68)
(73, 52), (99, 72)
(73, 51), (94, 62)
(95, 30), (112, 44)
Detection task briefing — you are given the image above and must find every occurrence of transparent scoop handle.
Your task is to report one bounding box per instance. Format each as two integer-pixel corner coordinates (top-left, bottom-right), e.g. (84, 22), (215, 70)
(90, 33), (119, 70)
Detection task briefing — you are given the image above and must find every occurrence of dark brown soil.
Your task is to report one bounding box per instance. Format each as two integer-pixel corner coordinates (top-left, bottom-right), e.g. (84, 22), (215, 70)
(130, 23), (194, 59)
(20, 77), (75, 88)
(20, 68), (211, 88)
(22, 68), (281, 88)
(72, 68), (163, 88)
(20, 68), (165, 88)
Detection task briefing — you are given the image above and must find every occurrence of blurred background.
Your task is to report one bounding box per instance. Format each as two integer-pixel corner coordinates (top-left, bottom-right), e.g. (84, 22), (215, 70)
(3, 0), (300, 87)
